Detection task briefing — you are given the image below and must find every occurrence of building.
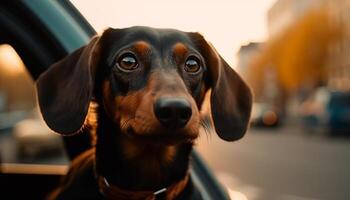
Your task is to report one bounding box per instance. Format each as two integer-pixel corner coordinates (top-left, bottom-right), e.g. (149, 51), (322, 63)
(268, 0), (350, 91)
(236, 42), (263, 77)
(268, 0), (326, 37)
(326, 0), (350, 91)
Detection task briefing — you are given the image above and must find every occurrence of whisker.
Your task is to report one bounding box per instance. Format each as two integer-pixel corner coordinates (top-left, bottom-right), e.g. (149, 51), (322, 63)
(199, 114), (213, 141)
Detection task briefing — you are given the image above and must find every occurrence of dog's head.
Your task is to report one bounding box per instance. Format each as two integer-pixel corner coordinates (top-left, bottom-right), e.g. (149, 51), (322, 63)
(36, 27), (252, 144)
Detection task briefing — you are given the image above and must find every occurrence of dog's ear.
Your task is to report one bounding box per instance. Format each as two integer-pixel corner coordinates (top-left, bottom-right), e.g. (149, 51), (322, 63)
(36, 36), (101, 135)
(190, 33), (253, 141)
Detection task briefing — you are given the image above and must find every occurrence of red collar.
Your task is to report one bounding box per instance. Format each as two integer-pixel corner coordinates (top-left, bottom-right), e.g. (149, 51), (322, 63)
(98, 175), (189, 200)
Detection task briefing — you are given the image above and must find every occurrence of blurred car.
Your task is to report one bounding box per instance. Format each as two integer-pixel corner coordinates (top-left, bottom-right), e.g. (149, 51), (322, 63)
(299, 87), (350, 136)
(14, 109), (64, 159)
(327, 91), (350, 135)
(251, 103), (280, 127)
(0, 1), (231, 199)
(298, 88), (328, 134)
(0, 110), (27, 132)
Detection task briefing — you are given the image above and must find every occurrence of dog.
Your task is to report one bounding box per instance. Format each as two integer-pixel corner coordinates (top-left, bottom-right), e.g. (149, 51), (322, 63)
(36, 26), (252, 200)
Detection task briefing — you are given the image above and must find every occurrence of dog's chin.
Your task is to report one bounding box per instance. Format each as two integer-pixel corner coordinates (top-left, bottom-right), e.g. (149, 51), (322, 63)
(123, 126), (198, 146)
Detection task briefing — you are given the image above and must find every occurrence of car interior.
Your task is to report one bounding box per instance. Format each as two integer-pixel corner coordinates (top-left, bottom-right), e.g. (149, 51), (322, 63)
(0, 2), (89, 199)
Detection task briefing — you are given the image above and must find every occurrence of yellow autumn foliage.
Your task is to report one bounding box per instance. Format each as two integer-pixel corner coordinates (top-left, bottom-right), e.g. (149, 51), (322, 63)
(247, 6), (344, 96)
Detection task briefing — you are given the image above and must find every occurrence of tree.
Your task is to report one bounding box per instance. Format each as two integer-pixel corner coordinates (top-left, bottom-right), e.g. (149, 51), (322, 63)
(247, 6), (344, 95)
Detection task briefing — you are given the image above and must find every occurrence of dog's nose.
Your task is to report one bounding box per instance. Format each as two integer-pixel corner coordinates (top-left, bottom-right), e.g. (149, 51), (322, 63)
(154, 97), (192, 129)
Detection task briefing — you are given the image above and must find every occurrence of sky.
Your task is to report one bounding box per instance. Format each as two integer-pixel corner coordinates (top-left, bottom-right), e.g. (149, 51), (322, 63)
(71, 0), (277, 67)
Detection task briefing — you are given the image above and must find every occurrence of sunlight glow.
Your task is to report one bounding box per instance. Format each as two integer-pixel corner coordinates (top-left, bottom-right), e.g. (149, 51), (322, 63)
(227, 187), (249, 200)
(71, 0), (276, 67)
(0, 44), (25, 76)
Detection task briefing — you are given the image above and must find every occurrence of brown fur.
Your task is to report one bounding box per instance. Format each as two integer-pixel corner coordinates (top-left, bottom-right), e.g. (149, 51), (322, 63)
(36, 27), (253, 200)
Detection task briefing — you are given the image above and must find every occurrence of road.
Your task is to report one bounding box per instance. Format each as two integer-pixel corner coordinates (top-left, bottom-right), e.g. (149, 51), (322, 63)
(195, 125), (350, 200)
(2, 120), (349, 199)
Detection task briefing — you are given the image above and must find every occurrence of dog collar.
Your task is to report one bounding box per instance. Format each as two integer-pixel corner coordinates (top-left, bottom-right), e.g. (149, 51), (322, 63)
(98, 174), (189, 200)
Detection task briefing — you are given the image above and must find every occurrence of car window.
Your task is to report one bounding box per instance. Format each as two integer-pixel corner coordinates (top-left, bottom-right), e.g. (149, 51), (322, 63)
(0, 44), (68, 165)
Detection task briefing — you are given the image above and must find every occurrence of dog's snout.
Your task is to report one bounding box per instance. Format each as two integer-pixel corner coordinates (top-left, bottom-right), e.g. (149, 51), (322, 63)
(154, 97), (192, 129)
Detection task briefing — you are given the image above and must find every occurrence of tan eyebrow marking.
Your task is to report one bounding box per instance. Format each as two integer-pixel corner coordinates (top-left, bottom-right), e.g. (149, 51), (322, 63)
(173, 42), (188, 56)
(133, 41), (151, 53)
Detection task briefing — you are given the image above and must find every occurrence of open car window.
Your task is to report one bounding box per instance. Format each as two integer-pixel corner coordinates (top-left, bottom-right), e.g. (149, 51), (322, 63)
(0, 44), (68, 165)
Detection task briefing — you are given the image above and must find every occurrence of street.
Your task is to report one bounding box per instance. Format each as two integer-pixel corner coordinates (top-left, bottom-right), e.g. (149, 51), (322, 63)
(196, 125), (350, 200)
(2, 121), (350, 200)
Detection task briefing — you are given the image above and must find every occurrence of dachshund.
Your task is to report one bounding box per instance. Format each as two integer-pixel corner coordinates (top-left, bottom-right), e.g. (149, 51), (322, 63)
(36, 26), (252, 200)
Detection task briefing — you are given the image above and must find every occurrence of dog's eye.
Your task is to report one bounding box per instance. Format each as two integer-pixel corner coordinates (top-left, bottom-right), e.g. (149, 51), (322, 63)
(117, 53), (138, 71)
(184, 56), (201, 73)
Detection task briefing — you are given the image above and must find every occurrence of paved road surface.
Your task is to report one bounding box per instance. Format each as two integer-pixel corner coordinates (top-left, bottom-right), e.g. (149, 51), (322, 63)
(196, 125), (350, 200)
(2, 122), (349, 199)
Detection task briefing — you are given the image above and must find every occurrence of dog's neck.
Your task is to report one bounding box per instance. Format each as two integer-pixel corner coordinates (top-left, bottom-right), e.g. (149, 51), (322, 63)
(94, 107), (193, 191)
